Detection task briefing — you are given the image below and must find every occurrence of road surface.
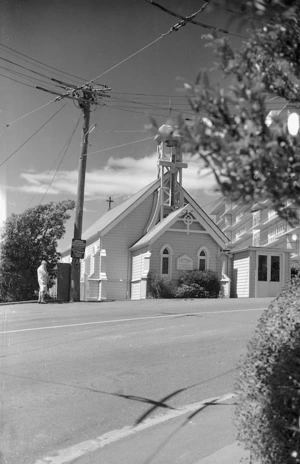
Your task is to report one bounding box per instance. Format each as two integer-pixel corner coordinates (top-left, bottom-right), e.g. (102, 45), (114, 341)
(0, 298), (271, 464)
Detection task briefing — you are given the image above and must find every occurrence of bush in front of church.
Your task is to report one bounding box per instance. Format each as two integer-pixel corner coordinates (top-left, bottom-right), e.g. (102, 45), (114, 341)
(147, 270), (220, 299)
(146, 271), (175, 298)
(175, 270), (220, 298)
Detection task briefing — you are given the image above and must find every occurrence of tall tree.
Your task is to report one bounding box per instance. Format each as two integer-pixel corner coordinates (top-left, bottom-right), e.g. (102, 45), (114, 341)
(179, 0), (300, 223)
(0, 200), (75, 302)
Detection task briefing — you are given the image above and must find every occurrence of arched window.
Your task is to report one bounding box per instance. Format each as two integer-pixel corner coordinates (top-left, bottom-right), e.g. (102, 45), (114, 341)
(198, 247), (209, 271)
(160, 245), (172, 278)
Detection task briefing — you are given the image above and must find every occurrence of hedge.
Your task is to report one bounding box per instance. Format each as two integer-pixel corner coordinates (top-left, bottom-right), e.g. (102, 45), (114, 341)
(147, 270), (220, 299)
(235, 276), (300, 464)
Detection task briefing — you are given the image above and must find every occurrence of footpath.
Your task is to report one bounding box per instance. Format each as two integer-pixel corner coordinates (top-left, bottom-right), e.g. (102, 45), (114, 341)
(63, 394), (251, 464)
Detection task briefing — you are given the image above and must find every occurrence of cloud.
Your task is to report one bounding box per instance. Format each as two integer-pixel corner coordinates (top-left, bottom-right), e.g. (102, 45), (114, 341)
(17, 152), (218, 200)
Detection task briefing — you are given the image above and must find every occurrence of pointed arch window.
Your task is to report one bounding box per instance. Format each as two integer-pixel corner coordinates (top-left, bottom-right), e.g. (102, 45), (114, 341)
(160, 245), (172, 278)
(198, 247), (209, 271)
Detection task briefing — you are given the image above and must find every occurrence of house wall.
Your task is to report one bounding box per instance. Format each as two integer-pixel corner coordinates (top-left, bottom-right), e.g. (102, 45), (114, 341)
(149, 231), (222, 282)
(231, 251), (250, 298)
(131, 246), (151, 300)
(101, 193), (156, 300)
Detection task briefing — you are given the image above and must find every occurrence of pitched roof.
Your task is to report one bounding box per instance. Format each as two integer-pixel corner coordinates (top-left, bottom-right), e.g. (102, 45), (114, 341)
(182, 188), (229, 244)
(60, 179), (159, 256)
(82, 178), (160, 244)
(130, 205), (188, 251)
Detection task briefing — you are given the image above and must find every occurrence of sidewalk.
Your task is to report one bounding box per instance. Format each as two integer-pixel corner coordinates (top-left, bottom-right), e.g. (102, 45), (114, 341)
(61, 395), (250, 464)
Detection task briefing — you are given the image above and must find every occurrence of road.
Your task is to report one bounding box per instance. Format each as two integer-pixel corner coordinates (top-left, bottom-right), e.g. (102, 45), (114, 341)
(0, 298), (271, 464)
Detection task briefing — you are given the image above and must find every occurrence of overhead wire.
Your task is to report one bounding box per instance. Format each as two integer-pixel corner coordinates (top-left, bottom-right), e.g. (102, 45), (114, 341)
(0, 63), (65, 89)
(104, 103), (191, 119)
(0, 103), (67, 168)
(54, 1), (211, 102)
(39, 114), (82, 204)
(5, 99), (60, 128)
(145, 0), (246, 39)
(87, 136), (154, 156)
(0, 41), (91, 86)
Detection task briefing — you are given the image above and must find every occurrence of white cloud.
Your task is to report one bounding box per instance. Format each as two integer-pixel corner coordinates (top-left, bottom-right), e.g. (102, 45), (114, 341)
(17, 152), (218, 199)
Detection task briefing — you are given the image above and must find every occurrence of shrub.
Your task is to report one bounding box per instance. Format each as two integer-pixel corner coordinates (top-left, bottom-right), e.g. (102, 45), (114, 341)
(146, 271), (175, 299)
(291, 262), (300, 279)
(174, 283), (209, 299)
(176, 270), (220, 298)
(235, 276), (300, 464)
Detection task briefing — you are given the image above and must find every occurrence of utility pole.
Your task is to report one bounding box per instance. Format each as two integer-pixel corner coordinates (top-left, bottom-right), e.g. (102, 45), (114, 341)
(70, 94), (91, 301)
(36, 80), (111, 302)
(69, 85), (111, 301)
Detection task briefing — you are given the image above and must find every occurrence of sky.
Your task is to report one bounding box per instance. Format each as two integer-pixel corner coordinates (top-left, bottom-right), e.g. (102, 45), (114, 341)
(0, 0), (244, 249)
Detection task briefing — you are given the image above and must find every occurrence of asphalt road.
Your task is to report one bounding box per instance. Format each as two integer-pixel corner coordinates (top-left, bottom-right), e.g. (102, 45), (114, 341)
(0, 298), (272, 464)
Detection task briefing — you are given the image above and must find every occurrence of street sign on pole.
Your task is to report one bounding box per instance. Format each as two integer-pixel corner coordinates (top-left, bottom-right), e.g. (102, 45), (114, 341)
(71, 239), (86, 259)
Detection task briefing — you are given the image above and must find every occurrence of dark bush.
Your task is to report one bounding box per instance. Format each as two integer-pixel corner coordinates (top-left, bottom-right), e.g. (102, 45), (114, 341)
(146, 271), (175, 299)
(176, 270), (220, 298)
(291, 262), (300, 279)
(174, 283), (209, 298)
(235, 276), (300, 464)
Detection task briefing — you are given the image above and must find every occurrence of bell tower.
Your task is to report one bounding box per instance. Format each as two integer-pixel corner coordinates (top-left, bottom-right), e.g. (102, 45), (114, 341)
(155, 121), (188, 220)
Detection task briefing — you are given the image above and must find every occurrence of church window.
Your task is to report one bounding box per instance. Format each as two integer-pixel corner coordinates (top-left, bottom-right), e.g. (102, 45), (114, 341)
(160, 246), (172, 278)
(198, 247), (209, 271)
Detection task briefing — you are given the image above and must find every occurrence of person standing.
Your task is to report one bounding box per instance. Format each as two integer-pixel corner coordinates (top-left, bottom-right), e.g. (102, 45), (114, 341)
(37, 260), (48, 304)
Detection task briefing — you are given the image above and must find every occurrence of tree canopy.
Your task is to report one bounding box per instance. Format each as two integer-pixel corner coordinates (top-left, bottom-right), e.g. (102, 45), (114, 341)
(180, 0), (300, 223)
(0, 200), (75, 302)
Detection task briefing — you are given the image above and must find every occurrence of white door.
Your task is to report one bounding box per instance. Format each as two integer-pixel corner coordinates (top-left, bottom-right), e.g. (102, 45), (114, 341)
(257, 254), (282, 297)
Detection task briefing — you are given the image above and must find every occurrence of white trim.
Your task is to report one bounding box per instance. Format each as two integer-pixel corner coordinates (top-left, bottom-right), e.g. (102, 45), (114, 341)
(169, 229), (209, 234)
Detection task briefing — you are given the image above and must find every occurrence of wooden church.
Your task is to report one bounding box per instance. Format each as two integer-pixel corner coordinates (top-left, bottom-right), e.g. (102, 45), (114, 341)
(60, 122), (231, 301)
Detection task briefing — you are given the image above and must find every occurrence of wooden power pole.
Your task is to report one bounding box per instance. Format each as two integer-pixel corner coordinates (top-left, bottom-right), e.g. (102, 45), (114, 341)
(69, 85), (111, 301)
(70, 96), (91, 301)
(37, 80), (111, 302)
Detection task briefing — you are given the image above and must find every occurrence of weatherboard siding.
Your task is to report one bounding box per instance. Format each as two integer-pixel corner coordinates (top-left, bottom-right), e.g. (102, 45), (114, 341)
(150, 231), (221, 282)
(101, 194), (155, 300)
(232, 253), (250, 298)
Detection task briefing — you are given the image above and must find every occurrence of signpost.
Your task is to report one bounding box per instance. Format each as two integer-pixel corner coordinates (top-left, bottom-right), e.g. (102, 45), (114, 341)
(71, 239), (86, 260)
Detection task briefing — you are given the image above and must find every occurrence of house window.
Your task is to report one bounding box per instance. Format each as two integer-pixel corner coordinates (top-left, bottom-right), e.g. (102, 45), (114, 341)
(198, 247), (209, 271)
(271, 256), (280, 282)
(161, 246), (172, 277)
(258, 255), (268, 281)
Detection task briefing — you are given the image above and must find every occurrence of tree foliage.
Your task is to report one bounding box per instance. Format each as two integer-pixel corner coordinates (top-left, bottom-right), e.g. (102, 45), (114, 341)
(179, 0), (300, 224)
(0, 200), (75, 302)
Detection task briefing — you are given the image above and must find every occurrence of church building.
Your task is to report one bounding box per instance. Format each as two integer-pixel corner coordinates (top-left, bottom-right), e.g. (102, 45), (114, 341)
(60, 122), (230, 301)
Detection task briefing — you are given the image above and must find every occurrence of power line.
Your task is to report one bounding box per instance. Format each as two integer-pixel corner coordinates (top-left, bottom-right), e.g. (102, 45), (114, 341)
(104, 103), (191, 119)
(145, 0), (246, 39)
(0, 55), (59, 84)
(55, 2), (211, 103)
(87, 137), (154, 156)
(0, 71), (37, 90)
(40, 114), (82, 204)
(4, 99), (60, 128)
(0, 103), (67, 168)
(0, 42), (88, 86)
(0, 63), (64, 89)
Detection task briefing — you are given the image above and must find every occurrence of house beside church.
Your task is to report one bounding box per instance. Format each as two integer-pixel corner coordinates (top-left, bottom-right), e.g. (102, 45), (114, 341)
(60, 122), (230, 301)
(208, 198), (294, 298)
